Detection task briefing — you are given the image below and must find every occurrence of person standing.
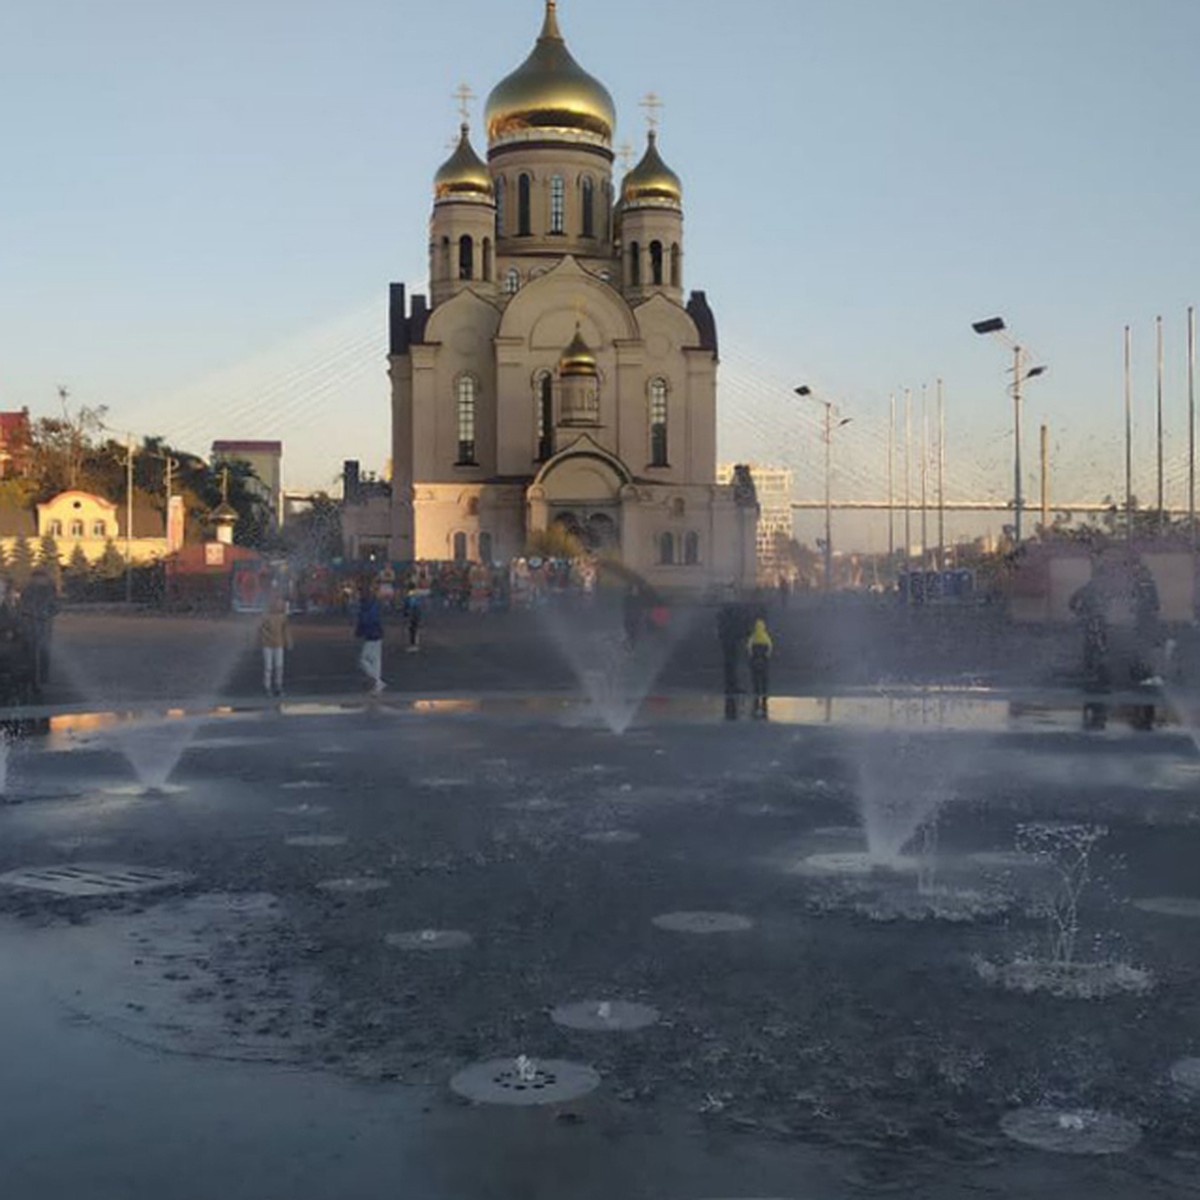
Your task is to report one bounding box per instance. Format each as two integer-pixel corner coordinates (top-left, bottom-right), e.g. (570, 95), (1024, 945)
(403, 583), (423, 653)
(355, 579), (386, 694)
(259, 595), (292, 696)
(747, 616), (774, 720)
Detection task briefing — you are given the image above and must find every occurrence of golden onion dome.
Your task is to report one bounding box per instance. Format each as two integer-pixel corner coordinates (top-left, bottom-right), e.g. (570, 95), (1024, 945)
(560, 325), (598, 377)
(485, 2), (616, 146)
(434, 124), (494, 201)
(621, 130), (682, 206)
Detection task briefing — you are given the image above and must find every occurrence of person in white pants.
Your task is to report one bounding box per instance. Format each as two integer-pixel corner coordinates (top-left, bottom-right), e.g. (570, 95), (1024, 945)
(354, 579), (386, 694)
(259, 595), (292, 696)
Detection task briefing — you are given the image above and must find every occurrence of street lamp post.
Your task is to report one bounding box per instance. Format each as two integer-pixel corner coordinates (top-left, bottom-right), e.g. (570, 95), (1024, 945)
(795, 386), (852, 591)
(972, 317), (1047, 545)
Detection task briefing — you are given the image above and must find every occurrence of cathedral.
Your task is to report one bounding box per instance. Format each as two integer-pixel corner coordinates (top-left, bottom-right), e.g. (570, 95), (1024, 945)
(386, 0), (758, 591)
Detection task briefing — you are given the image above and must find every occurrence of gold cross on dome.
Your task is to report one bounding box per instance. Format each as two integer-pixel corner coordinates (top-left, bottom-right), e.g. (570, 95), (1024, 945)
(453, 82), (476, 124)
(617, 141), (635, 171)
(640, 91), (664, 131)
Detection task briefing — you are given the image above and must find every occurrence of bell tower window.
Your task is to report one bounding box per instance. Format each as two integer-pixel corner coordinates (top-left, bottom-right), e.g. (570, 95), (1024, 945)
(629, 242), (641, 286)
(550, 175), (565, 234)
(536, 371), (554, 461)
(518, 173), (532, 236)
(671, 243), (681, 288)
(650, 241), (664, 286)
(581, 176), (595, 238)
(482, 238), (493, 282)
(495, 176), (507, 236)
(458, 235), (474, 280)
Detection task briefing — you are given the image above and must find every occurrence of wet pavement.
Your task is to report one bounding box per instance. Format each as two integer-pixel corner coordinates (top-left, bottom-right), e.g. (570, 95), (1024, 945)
(2, 695), (1200, 1197)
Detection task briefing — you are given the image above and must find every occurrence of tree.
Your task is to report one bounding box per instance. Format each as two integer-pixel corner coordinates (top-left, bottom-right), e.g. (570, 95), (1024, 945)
(9, 536), (34, 587)
(285, 493), (342, 564)
(97, 539), (125, 580)
(37, 534), (62, 588)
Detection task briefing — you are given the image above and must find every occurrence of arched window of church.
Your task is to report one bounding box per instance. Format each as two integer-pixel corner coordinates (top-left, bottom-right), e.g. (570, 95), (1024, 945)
(479, 531), (493, 564)
(658, 532), (675, 566)
(518, 173), (532, 236)
(505, 267), (520, 296)
(581, 176), (595, 238)
(549, 175), (565, 234)
(456, 376), (478, 465)
(495, 176), (507, 236)
(650, 240), (664, 286)
(453, 531), (468, 562)
(649, 378), (669, 467)
(482, 237), (493, 282)
(458, 235), (474, 281)
(536, 371), (554, 461)
(670, 243), (681, 288)
(441, 236), (451, 279)
(629, 242), (641, 286)
(684, 531), (700, 565)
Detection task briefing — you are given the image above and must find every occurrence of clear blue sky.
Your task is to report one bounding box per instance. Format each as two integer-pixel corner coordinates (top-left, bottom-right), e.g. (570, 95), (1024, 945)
(3, 0), (1199, 546)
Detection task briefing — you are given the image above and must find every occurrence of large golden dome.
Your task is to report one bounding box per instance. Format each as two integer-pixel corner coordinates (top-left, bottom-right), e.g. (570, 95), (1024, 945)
(485, 2), (616, 146)
(434, 124), (494, 201)
(621, 130), (682, 206)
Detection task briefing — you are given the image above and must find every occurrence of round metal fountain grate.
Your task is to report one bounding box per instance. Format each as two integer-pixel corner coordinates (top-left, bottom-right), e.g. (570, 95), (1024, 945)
(276, 803), (330, 817)
(316, 877), (390, 894)
(285, 835), (348, 848)
(551, 999), (660, 1032)
(811, 825), (863, 839)
(385, 929), (472, 952)
(1000, 1108), (1141, 1155)
(1171, 1058), (1200, 1095)
(652, 911), (754, 935)
(582, 830), (641, 845)
(450, 1057), (600, 1107)
(102, 784), (188, 797)
(795, 852), (919, 877)
(503, 797), (567, 813)
(1133, 896), (1200, 918)
(281, 780), (325, 791)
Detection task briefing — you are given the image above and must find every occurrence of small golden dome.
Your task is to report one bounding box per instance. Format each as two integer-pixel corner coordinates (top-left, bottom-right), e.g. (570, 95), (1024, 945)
(560, 325), (598, 377)
(434, 125), (494, 201)
(621, 130), (683, 206)
(485, 2), (616, 145)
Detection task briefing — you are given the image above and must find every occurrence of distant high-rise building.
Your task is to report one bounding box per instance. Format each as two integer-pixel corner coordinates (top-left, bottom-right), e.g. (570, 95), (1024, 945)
(719, 464), (793, 581)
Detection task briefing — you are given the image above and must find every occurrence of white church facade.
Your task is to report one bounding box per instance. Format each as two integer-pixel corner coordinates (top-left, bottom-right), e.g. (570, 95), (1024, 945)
(386, 1), (757, 592)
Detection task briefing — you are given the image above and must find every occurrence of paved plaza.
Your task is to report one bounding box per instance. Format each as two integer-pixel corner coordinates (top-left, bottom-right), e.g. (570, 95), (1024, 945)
(2, 617), (1200, 1197)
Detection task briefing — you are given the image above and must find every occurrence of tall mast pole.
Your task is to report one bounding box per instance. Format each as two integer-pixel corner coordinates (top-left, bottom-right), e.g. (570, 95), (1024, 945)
(887, 392), (896, 568)
(937, 377), (946, 569)
(920, 383), (929, 569)
(1125, 325), (1133, 543)
(1157, 314), (1165, 535)
(903, 387), (912, 578)
(1190, 305), (1196, 552)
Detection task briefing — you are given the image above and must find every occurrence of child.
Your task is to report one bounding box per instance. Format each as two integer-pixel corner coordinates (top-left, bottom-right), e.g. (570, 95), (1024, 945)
(259, 595), (292, 697)
(747, 616), (774, 720)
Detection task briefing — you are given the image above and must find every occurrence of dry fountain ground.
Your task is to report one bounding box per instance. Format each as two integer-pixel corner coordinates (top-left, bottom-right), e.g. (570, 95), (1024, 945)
(2, 696), (1200, 1198)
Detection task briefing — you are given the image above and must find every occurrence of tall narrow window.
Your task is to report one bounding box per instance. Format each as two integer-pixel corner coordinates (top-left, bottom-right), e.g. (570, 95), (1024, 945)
(649, 379), (669, 467)
(629, 242), (641, 286)
(549, 175), (565, 234)
(650, 240), (664, 286)
(70, 519), (84, 538)
(505, 267), (520, 296)
(518, 173), (532, 236)
(684, 531), (700, 565)
(670, 243), (681, 288)
(457, 376), (477, 465)
(453, 532), (468, 562)
(458, 235), (474, 281)
(495, 176), (507, 236)
(479, 531), (493, 564)
(659, 532), (675, 566)
(536, 372), (554, 461)
(441, 236), (451, 278)
(482, 237), (492, 282)
(581, 176), (595, 238)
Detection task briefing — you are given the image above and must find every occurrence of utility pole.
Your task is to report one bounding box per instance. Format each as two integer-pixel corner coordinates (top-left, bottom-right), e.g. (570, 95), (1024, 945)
(887, 393), (896, 566)
(937, 378), (946, 570)
(920, 383), (929, 569)
(1125, 325), (1133, 543)
(903, 387), (912, 576)
(125, 433), (134, 605)
(1040, 423), (1049, 534)
(1012, 344), (1024, 544)
(823, 401), (833, 591)
(1189, 305), (1196, 552)
(1157, 314), (1165, 536)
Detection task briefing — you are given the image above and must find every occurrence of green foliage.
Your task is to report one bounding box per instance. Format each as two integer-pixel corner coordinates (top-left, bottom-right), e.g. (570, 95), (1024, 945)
(9, 536), (34, 587)
(97, 539), (125, 580)
(66, 543), (90, 579)
(285, 493), (342, 564)
(37, 534), (62, 587)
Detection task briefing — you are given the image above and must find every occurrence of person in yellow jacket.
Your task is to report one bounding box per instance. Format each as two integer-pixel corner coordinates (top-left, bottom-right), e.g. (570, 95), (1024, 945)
(747, 617), (774, 719)
(259, 595), (293, 697)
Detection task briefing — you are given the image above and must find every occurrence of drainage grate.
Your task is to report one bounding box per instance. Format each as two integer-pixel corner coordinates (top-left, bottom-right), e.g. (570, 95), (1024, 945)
(1000, 1108), (1141, 1155)
(276, 803), (330, 817)
(316, 877), (389, 894)
(652, 911), (754, 935)
(281, 781), (324, 791)
(795, 852), (919, 877)
(582, 830), (641, 845)
(450, 1056), (600, 1107)
(385, 929), (472, 952)
(1134, 896), (1200, 918)
(1171, 1058), (1200, 1095)
(0, 862), (192, 898)
(551, 999), (659, 1032)
(284, 835), (347, 848)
